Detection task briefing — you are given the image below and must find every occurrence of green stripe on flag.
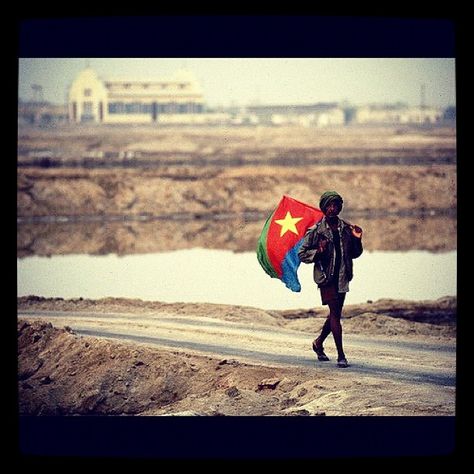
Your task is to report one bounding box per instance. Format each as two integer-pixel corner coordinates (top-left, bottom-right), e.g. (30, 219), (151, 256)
(256, 211), (279, 278)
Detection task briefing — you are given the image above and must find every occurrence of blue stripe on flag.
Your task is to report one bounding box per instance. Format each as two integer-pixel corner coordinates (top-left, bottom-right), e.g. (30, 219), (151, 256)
(281, 239), (304, 292)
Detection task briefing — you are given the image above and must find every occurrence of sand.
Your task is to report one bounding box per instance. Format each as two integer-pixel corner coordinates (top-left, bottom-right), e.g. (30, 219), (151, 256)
(17, 295), (456, 417)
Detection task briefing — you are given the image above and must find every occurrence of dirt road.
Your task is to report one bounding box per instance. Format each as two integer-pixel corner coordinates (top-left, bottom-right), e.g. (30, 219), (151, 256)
(17, 306), (456, 417)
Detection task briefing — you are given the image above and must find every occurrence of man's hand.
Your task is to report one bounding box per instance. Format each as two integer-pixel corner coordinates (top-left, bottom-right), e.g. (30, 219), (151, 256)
(350, 225), (363, 239)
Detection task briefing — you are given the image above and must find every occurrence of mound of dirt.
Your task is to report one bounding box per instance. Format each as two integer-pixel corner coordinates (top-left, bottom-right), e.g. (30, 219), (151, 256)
(17, 318), (455, 417)
(17, 296), (456, 417)
(18, 319), (325, 416)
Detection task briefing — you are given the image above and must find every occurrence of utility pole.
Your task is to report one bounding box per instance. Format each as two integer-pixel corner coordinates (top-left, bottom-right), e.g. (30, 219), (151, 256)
(420, 83), (426, 109)
(31, 84), (44, 103)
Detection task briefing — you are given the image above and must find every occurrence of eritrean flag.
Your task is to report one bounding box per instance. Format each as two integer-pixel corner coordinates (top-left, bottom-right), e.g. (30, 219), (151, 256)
(257, 195), (324, 292)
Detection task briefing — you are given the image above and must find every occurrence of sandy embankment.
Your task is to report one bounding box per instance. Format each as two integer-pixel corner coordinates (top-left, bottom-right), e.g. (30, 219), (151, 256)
(17, 125), (456, 219)
(18, 296), (456, 417)
(17, 165), (456, 219)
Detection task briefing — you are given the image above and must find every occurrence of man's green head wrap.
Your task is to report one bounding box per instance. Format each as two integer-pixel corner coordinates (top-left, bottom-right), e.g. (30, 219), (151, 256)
(319, 191), (343, 213)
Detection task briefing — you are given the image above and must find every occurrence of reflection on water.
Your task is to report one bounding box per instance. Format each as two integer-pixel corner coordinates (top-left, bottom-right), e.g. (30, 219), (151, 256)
(17, 214), (456, 258)
(17, 249), (456, 310)
(17, 215), (457, 309)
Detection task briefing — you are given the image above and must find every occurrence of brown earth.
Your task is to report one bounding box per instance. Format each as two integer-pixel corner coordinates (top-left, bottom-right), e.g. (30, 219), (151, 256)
(17, 125), (456, 219)
(17, 164), (456, 219)
(17, 125), (457, 418)
(18, 296), (456, 417)
(18, 124), (456, 160)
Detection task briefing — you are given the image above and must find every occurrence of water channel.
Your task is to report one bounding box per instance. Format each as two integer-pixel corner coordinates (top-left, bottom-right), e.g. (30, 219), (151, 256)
(17, 215), (457, 310)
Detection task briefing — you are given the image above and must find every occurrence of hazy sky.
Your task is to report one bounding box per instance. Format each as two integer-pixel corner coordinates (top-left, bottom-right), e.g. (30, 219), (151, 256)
(18, 57), (456, 108)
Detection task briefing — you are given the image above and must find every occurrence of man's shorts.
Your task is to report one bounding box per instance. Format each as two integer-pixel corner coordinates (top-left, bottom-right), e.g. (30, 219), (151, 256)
(319, 283), (346, 306)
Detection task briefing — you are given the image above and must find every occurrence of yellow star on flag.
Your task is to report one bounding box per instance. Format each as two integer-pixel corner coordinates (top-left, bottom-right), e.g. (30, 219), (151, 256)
(275, 211), (303, 237)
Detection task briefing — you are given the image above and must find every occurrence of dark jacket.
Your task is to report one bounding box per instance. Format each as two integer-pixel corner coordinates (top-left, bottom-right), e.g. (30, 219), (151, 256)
(298, 217), (363, 287)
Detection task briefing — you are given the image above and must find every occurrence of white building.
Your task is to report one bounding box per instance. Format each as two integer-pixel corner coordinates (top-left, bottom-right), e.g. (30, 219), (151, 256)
(247, 103), (345, 127)
(354, 105), (443, 125)
(68, 67), (207, 124)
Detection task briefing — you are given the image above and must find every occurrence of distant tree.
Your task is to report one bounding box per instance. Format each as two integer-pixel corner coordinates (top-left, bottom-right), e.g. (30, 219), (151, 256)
(443, 106), (456, 121)
(343, 106), (357, 124)
(394, 101), (408, 109)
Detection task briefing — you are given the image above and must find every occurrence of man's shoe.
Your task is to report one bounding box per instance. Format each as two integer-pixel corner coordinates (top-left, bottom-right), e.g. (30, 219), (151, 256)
(337, 357), (349, 368)
(312, 340), (330, 361)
